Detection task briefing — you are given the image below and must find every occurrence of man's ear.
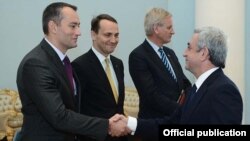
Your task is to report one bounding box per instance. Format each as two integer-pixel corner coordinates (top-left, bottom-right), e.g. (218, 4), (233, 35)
(201, 47), (210, 61)
(48, 20), (57, 34)
(91, 30), (97, 41)
(153, 24), (159, 34)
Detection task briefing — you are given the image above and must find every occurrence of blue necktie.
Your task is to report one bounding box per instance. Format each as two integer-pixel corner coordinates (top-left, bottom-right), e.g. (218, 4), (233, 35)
(158, 48), (177, 81)
(63, 56), (74, 95)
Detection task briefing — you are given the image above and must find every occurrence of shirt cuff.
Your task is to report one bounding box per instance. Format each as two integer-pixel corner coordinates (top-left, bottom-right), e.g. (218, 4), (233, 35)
(127, 116), (137, 135)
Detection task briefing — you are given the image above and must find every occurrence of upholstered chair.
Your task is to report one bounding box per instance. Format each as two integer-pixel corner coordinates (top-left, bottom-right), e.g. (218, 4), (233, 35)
(0, 87), (138, 141)
(0, 89), (23, 141)
(124, 87), (139, 118)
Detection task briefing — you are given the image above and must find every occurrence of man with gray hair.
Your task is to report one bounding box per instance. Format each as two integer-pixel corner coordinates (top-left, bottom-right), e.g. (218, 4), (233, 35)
(129, 7), (191, 122)
(112, 26), (243, 140)
(181, 26), (242, 124)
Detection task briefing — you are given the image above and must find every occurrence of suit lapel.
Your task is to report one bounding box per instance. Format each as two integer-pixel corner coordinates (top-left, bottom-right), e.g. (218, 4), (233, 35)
(143, 40), (169, 74)
(88, 50), (108, 83)
(143, 40), (181, 88)
(40, 39), (75, 102)
(110, 56), (122, 87)
(40, 39), (68, 81)
(73, 71), (81, 111)
(88, 50), (117, 103)
(162, 47), (180, 82)
(182, 69), (222, 121)
(110, 57), (120, 103)
(110, 56), (124, 103)
(183, 86), (207, 120)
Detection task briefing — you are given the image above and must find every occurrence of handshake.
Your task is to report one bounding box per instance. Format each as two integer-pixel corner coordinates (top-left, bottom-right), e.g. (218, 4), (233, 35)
(108, 114), (132, 137)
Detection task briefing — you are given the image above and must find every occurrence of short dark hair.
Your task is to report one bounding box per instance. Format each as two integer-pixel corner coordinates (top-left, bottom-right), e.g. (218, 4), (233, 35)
(91, 14), (117, 33)
(42, 2), (77, 34)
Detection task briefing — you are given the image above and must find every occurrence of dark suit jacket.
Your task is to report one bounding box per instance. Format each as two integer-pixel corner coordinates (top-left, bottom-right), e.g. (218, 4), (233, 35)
(129, 39), (191, 119)
(16, 39), (108, 141)
(72, 49), (126, 141)
(135, 68), (243, 140)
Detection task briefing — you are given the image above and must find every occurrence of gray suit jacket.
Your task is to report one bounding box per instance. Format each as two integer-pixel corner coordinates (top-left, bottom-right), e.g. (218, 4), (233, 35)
(16, 39), (108, 141)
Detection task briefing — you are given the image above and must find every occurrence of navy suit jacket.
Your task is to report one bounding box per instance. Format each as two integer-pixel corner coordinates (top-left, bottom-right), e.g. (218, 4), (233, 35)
(135, 68), (243, 140)
(72, 49), (126, 141)
(16, 39), (108, 141)
(129, 39), (191, 119)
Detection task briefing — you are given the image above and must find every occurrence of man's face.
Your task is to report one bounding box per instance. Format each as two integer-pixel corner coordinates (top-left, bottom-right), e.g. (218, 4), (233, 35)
(183, 33), (201, 76)
(155, 16), (175, 44)
(55, 7), (81, 52)
(92, 19), (119, 57)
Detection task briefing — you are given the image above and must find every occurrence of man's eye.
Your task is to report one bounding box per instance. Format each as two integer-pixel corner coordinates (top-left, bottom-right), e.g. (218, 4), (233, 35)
(105, 34), (111, 37)
(70, 24), (79, 28)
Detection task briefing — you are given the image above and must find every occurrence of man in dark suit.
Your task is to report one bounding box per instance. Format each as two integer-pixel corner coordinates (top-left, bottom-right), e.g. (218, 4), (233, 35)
(129, 7), (191, 120)
(179, 26), (243, 124)
(72, 14), (127, 141)
(119, 26), (243, 140)
(16, 3), (127, 141)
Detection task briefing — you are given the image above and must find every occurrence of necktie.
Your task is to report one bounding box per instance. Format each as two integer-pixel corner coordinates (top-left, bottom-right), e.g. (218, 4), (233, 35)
(189, 84), (197, 102)
(105, 58), (118, 103)
(185, 84), (197, 108)
(158, 48), (177, 81)
(63, 56), (74, 95)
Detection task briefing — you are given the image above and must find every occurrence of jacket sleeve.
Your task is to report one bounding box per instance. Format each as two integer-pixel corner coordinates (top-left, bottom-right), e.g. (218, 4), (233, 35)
(20, 58), (108, 140)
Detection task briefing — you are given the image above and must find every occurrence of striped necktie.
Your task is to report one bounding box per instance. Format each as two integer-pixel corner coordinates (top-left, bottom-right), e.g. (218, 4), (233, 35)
(158, 48), (177, 81)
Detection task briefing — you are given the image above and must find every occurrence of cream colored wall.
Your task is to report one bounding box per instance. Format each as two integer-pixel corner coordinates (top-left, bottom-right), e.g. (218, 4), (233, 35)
(195, 0), (245, 122)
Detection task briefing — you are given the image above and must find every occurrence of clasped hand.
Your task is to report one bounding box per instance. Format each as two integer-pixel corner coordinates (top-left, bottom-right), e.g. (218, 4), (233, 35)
(108, 114), (131, 137)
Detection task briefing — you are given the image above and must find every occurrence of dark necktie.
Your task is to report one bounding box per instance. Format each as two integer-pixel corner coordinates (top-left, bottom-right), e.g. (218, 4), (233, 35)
(189, 84), (197, 102)
(158, 48), (177, 81)
(185, 84), (197, 108)
(63, 56), (74, 95)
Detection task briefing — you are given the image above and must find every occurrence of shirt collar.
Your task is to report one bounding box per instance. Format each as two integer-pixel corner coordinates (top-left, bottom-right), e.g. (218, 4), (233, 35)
(195, 67), (219, 90)
(146, 38), (162, 57)
(44, 37), (66, 61)
(146, 38), (161, 50)
(91, 46), (110, 63)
